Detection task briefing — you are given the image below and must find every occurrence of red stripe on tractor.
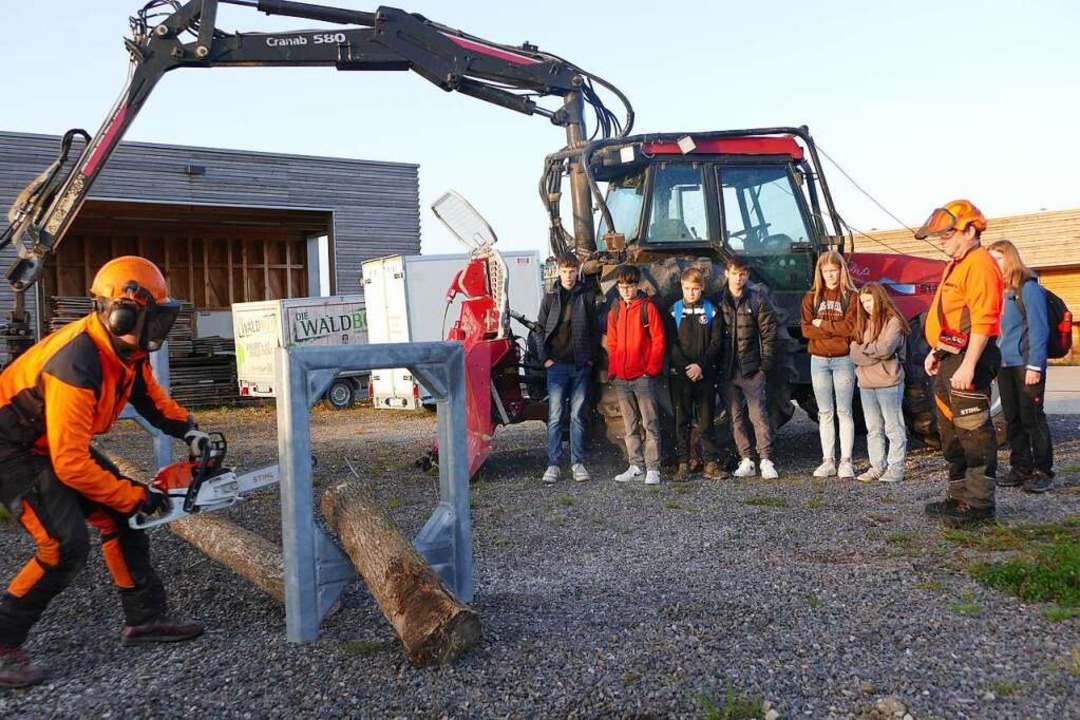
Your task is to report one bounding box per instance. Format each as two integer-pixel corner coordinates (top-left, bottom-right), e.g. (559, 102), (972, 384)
(82, 104), (129, 177)
(642, 136), (804, 159)
(445, 34), (540, 65)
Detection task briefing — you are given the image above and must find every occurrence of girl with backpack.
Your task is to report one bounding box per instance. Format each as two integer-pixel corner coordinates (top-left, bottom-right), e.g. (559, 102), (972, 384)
(849, 282), (910, 483)
(986, 240), (1055, 493)
(801, 250), (859, 479)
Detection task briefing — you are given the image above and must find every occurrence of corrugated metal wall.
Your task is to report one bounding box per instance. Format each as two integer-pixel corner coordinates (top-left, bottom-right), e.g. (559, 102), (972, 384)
(0, 130), (419, 350)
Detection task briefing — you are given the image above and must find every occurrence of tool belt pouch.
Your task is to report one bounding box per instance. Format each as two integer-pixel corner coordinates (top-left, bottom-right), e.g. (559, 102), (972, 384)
(0, 453), (47, 510)
(933, 328), (969, 359)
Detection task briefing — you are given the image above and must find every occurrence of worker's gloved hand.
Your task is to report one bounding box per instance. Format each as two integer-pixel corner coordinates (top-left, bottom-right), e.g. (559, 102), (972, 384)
(138, 487), (171, 519)
(184, 429), (211, 458)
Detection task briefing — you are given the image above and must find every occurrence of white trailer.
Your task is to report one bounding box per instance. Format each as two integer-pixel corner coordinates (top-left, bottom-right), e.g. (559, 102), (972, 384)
(232, 295), (368, 409)
(362, 251), (543, 409)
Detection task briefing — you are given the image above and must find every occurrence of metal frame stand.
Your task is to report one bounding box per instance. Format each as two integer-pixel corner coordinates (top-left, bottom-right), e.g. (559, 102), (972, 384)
(276, 341), (472, 644)
(119, 342), (173, 469)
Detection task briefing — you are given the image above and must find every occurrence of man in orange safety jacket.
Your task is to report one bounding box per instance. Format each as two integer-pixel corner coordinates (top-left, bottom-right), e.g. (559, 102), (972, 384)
(0, 256), (212, 688)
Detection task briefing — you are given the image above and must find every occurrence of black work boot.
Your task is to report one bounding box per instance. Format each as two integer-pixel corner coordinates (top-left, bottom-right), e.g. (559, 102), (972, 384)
(924, 497), (962, 517)
(998, 467), (1032, 488)
(121, 616), (204, 646)
(1022, 471), (1053, 494)
(941, 502), (996, 528)
(0, 645), (46, 688)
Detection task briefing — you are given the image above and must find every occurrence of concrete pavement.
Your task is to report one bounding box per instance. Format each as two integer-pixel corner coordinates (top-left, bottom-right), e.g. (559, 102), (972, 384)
(1045, 365), (1080, 415)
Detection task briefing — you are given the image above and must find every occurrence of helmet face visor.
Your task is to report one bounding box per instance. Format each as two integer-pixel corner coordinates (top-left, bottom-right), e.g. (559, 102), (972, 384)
(144, 299), (180, 352)
(914, 207), (958, 239)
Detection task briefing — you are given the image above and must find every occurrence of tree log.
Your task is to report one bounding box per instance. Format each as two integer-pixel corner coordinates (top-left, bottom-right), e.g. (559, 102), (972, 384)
(320, 480), (481, 667)
(168, 514), (285, 603)
(110, 455), (284, 603)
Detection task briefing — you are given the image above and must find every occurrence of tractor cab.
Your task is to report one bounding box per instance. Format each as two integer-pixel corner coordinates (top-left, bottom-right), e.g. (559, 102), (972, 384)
(587, 128), (846, 305)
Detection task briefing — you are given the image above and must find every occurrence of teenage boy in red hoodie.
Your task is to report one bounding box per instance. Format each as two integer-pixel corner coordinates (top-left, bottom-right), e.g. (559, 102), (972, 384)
(607, 265), (666, 485)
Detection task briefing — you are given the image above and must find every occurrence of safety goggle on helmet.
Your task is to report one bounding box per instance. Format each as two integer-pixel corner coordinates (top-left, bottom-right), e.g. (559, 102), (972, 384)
(914, 199), (988, 239)
(90, 256), (181, 352)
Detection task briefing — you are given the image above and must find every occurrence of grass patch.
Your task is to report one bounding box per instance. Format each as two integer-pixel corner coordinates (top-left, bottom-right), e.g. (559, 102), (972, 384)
(960, 518), (1080, 609)
(622, 672), (636, 686)
(696, 689), (764, 720)
(647, 486), (661, 496)
(804, 497), (823, 510)
(558, 495), (575, 507)
(343, 639), (386, 656)
(744, 495), (788, 508)
(1043, 606), (1080, 622)
(663, 500), (682, 510)
(880, 495), (898, 504)
(885, 532), (917, 547)
(945, 518), (1080, 552)
(991, 680), (1026, 697)
(384, 498), (402, 510)
(949, 591), (982, 617)
(915, 580), (944, 592)
(1058, 464), (1080, 474)
(806, 596), (823, 608)
(0, 504), (11, 525)
(674, 483), (691, 496)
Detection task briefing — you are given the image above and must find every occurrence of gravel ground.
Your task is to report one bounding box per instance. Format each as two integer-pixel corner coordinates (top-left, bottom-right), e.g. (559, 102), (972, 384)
(1, 404), (1078, 719)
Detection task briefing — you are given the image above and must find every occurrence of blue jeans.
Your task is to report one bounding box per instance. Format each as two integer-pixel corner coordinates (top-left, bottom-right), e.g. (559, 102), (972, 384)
(546, 362), (590, 466)
(860, 381), (906, 475)
(811, 355), (856, 461)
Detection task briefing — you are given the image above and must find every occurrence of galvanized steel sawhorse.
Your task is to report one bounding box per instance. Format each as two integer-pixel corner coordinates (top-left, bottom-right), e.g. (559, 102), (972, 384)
(276, 341), (473, 643)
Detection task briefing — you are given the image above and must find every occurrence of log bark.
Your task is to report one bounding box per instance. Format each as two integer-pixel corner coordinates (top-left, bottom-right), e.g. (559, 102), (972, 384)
(320, 479), (481, 667)
(111, 455), (285, 603)
(168, 514), (285, 603)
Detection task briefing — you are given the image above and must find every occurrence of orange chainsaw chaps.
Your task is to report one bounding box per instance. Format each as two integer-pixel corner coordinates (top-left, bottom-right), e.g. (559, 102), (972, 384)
(152, 460), (198, 492)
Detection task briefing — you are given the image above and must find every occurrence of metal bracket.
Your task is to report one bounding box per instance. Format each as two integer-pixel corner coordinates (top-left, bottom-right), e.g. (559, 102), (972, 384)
(276, 341), (472, 643)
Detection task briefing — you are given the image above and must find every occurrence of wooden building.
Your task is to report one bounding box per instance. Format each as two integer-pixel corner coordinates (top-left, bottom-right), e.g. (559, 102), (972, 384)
(0, 131), (419, 365)
(853, 208), (1080, 362)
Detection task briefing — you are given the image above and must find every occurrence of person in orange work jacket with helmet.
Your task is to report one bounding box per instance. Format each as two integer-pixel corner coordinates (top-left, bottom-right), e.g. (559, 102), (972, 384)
(916, 200), (1004, 527)
(607, 264), (666, 486)
(0, 256), (213, 688)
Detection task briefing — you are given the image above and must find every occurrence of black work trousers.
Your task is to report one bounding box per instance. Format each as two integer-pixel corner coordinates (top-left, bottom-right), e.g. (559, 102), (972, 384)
(997, 365), (1054, 477)
(0, 454), (166, 648)
(932, 344), (1001, 509)
(671, 372), (719, 463)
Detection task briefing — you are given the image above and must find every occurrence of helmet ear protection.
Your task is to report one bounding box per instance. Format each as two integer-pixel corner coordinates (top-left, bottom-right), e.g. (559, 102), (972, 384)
(99, 281), (151, 336)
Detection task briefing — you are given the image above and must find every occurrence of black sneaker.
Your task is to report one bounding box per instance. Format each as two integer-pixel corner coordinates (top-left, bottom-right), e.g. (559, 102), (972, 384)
(1022, 471), (1053, 494)
(121, 616), (204, 646)
(924, 497), (962, 516)
(942, 502), (996, 528)
(998, 467), (1032, 488)
(0, 645), (46, 688)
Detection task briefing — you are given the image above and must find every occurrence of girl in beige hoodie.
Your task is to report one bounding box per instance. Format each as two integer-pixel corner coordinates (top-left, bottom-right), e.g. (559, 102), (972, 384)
(850, 282), (911, 483)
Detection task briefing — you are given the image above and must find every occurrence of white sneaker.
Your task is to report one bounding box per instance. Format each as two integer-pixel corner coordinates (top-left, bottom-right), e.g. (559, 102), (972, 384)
(759, 459), (779, 480)
(614, 465), (643, 483)
(645, 470), (661, 486)
(733, 458), (756, 478)
(812, 460), (837, 478)
(542, 465), (560, 484)
(837, 458), (856, 479)
(857, 467), (884, 483)
(571, 463), (590, 482)
(878, 469), (904, 483)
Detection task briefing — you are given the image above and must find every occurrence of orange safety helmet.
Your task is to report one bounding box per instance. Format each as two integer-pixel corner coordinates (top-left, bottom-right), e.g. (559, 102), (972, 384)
(89, 256), (180, 350)
(914, 199), (988, 239)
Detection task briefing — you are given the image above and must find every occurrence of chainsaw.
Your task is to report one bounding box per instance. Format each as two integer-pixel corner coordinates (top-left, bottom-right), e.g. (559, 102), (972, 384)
(129, 432), (279, 530)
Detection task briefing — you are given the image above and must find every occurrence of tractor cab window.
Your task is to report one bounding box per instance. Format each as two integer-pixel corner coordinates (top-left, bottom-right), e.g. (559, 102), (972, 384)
(643, 164), (708, 244)
(597, 173), (645, 248)
(719, 165), (815, 292)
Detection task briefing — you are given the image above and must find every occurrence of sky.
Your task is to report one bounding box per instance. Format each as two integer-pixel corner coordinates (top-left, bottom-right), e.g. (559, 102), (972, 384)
(4, 0), (1080, 259)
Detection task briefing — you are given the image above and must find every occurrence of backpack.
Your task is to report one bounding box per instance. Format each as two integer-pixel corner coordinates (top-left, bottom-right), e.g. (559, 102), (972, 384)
(611, 296), (651, 331)
(672, 298), (716, 332)
(1016, 278), (1074, 360)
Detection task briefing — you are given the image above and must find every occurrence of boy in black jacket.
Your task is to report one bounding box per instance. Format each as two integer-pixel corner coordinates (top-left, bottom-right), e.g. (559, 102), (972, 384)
(669, 267), (726, 480)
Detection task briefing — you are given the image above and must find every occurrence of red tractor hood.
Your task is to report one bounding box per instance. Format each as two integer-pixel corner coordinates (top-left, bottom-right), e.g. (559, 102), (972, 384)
(846, 252), (946, 321)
